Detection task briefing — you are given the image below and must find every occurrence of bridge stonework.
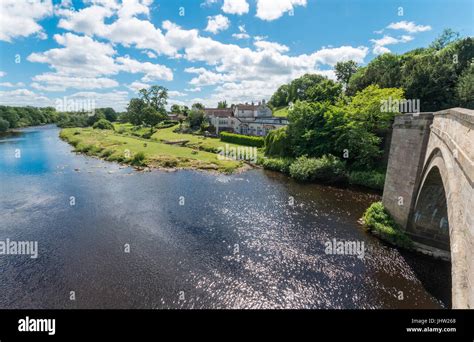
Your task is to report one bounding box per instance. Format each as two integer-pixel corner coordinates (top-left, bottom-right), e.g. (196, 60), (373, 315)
(383, 108), (474, 309)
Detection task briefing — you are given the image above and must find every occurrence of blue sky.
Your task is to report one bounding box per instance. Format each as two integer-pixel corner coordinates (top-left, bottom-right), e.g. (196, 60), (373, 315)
(0, 0), (473, 111)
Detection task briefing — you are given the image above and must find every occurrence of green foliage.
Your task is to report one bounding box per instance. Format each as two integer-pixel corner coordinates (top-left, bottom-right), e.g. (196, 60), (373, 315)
(220, 131), (264, 147)
(429, 28), (460, 51)
(456, 63), (474, 108)
(289, 155), (346, 182)
(269, 84), (290, 108)
(259, 157), (293, 174)
(101, 108), (118, 122)
(187, 109), (205, 130)
(56, 112), (89, 128)
(347, 37), (474, 111)
(0, 106), (58, 129)
(363, 202), (413, 248)
(131, 151), (146, 166)
(217, 100), (228, 108)
(269, 74), (342, 108)
(0, 118), (10, 132)
(264, 126), (291, 157)
(348, 170), (386, 191)
(93, 119), (114, 130)
(346, 85), (404, 134)
(334, 60), (359, 88)
(126, 86), (169, 127)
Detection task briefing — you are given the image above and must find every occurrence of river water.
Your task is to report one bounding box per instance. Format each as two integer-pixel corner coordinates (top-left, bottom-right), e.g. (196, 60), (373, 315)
(0, 125), (450, 309)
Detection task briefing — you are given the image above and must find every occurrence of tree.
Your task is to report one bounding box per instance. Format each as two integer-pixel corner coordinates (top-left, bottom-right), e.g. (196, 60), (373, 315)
(101, 107), (117, 122)
(269, 84), (290, 108)
(170, 104), (181, 114)
(456, 63), (474, 108)
(0, 118), (9, 132)
(192, 103), (205, 110)
(93, 119), (114, 130)
(187, 109), (205, 129)
(142, 106), (167, 127)
(139, 85), (168, 114)
(346, 85), (404, 135)
(430, 28), (460, 51)
(127, 98), (147, 126)
(217, 100), (228, 108)
(335, 60), (359, 88)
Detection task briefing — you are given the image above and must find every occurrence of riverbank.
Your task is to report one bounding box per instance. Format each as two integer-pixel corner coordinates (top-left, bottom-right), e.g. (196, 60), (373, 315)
(59, 126), (250, 173)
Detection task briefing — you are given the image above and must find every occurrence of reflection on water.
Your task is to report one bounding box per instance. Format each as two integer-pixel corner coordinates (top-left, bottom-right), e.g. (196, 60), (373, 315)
(0, 126), (449, 309)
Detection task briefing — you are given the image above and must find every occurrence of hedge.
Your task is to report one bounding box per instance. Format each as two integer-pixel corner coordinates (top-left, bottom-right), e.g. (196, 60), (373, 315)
(220, 132), (264, 147)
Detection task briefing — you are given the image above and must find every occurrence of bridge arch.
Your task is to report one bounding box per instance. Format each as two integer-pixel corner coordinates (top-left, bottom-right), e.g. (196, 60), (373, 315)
(383, 108), (473, 308)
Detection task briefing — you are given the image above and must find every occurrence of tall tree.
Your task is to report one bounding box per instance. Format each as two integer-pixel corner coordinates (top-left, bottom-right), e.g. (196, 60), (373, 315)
(335, 60), (359, 89)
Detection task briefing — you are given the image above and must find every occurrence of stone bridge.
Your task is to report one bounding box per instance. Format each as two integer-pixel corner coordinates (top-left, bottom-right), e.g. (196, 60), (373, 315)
(383, 108), (473, 309)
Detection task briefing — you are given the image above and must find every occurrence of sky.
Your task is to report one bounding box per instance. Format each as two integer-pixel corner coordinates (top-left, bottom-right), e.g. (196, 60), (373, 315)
(0, 0), (473, 111)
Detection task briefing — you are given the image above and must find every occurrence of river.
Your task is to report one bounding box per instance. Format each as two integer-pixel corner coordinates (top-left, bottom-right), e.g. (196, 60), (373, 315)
(0, 125), (450, 309)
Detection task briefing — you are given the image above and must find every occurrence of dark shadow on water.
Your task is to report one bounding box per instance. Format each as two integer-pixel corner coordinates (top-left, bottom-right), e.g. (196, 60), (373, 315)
(400, 249), (452, 308)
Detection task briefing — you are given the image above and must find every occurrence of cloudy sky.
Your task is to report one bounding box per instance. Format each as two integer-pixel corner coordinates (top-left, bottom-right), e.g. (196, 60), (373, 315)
(0, 0), (472, 111)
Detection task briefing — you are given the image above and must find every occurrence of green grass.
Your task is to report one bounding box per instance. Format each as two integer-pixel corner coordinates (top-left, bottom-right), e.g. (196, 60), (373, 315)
(348, 170), (386, 191)
(273, 106), (289, 117)
(151, 125), (249, 153)
(363, 201), (413, 249)
(60, 127), (241, 173)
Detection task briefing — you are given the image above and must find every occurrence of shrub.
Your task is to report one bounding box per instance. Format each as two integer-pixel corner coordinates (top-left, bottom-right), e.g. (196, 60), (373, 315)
(93, 119), (114, 130)
(100, 149), (114, 158)
(289, 155), (345, 182)
(264, 127), (291, 157)
(0, 118), (10, 132)
(363, 202), (412, 248)
(348, 170), (386, 191)
(131, 151), (146, 166)
(220, 132), (264, 147)
(259, 157), (293, 174)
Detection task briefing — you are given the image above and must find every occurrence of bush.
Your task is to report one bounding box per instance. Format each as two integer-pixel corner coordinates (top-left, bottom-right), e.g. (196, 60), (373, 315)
(131, 151), (146, 166)
(289, 155), (345, 182)
(93, 119), (114, 130)
(363, 202), (413, 248)
(259, 157), (293, 174)
(220, 132), (264, 147)
(0, 118), (10, 132)
(348, 170), (386, 191)
(264, 127), (291, 157)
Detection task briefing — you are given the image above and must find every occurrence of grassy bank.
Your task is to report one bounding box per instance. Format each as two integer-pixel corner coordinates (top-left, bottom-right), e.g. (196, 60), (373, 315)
(362, 202), (413, 249)
(60, 127), (243, 173)
(258, 156), (385, 191)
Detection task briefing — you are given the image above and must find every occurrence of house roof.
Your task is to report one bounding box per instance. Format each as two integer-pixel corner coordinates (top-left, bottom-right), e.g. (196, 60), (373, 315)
(204, 108), (234, 117)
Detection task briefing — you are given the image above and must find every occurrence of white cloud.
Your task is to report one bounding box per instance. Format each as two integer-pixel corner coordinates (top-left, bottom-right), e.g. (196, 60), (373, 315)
(387, 21), (432, 33)
(0, 88), (53, 107)
(222, 0), (249, 15)
(205, 14), (230, 34)
(256, 0), (307, 21)
(168, 90), (187, 97)
(31, 74), (118, 91)
(145, 51), (157, 58)
(0, 0), (53, 42)
(370, 34), (414, 55)
(254, 40), (290, 53)
(116, 56), (173, 82)
(0, 71), (6, 78)
(65, 91), (131, 112)
(27, 33), (173, 90)
(185, 87), (202, 92)
(0, 82), (25, 88)
(126, 81), (150, 93)
(232, 25), (250, 39)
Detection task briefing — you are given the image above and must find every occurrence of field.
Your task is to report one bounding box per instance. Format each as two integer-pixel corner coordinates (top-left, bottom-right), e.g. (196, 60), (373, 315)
(60, 127), (243, 173)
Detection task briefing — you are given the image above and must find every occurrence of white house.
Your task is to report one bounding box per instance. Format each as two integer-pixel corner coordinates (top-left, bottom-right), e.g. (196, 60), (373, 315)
(204, 100), (288, 136)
